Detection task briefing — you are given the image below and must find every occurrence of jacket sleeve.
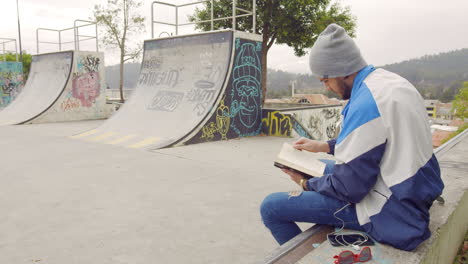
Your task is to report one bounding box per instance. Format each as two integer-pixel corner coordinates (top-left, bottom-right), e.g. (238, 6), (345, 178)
(307, 142), (386, 203)
(307, 104), (387, 203)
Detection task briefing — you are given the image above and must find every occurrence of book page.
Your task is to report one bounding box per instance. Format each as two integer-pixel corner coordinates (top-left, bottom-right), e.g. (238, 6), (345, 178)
(276, 143), (326, 176)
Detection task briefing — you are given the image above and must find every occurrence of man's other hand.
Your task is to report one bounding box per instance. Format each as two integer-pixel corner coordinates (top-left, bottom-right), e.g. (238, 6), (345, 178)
(293, 138), (330, 153)
(281, 168), (305, 186)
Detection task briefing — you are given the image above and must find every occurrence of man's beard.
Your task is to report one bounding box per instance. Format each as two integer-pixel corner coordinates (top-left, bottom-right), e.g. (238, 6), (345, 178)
(341, 82), (353, 100)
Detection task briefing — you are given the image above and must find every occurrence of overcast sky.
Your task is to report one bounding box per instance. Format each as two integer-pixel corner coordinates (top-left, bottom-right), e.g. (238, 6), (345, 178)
(1, 0), (467, 74)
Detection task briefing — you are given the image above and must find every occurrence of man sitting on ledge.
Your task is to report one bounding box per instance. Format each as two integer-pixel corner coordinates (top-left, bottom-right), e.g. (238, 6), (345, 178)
(260, 23), (444, 251)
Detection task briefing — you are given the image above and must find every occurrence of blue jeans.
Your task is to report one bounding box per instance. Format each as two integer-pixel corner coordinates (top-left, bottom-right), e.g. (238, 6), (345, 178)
(260, 159), (364, 245)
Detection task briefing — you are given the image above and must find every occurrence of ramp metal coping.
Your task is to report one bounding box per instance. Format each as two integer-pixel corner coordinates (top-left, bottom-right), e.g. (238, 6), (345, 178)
(258, 127), (468, 264)
(36, 19), (98, 53)
(0, 38), (18, 61)
(151, 0), (256, 38)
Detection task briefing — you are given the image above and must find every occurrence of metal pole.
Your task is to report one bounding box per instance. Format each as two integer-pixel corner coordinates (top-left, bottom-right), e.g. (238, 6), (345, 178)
(16, 0), (23, 61)
(59, 31), (62, 51)
(151, 2), (154, 38)
(252, 0), (256, 33)
(175, 6), (179, 35)
(15, 40), (18, 61)
(232, 0), (236, 31)
(210, 0), (214, 31)
(36, 29), (39, 54)
(77, 28), (80, 51)
(95, 23), (99, 51)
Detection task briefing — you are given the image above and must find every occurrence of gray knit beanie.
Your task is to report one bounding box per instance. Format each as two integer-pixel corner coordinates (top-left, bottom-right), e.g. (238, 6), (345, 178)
(309, 23), (367, 78)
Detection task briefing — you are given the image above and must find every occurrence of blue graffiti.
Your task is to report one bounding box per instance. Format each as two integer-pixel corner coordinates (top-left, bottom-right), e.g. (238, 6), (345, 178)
(293, 120), (312, 139)
(0, 62), (23, 107)
(229, 41), (262, 136)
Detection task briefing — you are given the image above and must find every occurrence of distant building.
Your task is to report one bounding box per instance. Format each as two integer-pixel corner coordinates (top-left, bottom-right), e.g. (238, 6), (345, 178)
(425, 100), (439, 118)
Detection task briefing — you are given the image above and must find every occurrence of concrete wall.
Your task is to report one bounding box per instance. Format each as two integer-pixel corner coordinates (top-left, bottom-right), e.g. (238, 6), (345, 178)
(31, 51), (113, 123)
(261, 105), (343, 141)
(285, 106), (342, 141)
(0, 61), (23, 108)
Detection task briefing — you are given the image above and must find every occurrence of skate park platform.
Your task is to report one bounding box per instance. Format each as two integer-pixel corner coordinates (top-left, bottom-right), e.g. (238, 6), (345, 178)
(0, 119), (324, 264)
(1, 119), (466, 264)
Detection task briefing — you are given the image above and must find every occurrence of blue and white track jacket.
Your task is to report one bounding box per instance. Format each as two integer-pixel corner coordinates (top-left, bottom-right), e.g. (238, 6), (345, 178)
(307, 65), (444, 251)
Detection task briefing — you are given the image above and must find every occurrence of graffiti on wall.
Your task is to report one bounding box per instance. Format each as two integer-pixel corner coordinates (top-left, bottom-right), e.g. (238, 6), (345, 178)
(187, 50), (223, 116)
(261, 110), (292, 137)
(290, 107), (341, 141)
(185, 38), (263, 144)
(148, 91), (184, 112)
(70, 55), (101, 108)
(0, 62), (23, 107)
(291, 117), (313, 139)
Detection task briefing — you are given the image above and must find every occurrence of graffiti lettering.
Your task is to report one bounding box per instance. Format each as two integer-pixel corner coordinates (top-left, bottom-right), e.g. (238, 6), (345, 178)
(187, 80), (217, 116)
(139, 69), (179, 87)
(262, 111), (292, 137)
(322, 108), (340, 120)
(0, 62), (23, 107)
(148, 91), (184, 112)
(61, 97), (81, 111)
(142, 56), (163, 70)
(201, 122), (217, 140)
(292, 119), (312, 139)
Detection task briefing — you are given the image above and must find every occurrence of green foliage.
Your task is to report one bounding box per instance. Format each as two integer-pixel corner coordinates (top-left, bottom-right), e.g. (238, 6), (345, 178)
(440, 123), (468, 145)
(189, 0), (355, 56)
(452, 82), (468, 121)
(1, 52), (32, 77)
(93, 0), (145, 60)
(189, 1), (355, 104)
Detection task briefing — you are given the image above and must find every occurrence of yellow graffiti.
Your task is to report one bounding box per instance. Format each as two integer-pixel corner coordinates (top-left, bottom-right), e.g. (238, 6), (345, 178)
(216, 99), (230, 140)
(262, 111), (292, 137)
(201, 122), (217, 140)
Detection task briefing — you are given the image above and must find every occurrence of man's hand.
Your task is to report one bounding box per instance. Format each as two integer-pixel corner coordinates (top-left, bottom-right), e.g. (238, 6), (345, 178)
(293, 138), (330, 153)
(281, 168), (307, 189)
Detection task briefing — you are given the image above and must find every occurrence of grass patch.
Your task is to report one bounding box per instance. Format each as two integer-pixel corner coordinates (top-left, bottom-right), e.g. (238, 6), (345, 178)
(441, 123), (468, 145)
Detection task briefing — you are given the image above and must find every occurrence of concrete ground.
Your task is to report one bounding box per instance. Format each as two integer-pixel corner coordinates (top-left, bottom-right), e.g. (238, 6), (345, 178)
(0, 120), (332, 264)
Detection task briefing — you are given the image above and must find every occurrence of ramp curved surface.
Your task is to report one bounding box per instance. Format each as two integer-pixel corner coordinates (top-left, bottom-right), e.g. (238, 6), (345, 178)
(75, 31), (233, 148)
(0, 51), (73, 125)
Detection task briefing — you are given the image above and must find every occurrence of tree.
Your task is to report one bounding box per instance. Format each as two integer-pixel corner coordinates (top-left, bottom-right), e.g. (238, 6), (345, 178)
(93, 0), (145, 103)
(189, 0), (356, 105)
(452, 82), (468, 121)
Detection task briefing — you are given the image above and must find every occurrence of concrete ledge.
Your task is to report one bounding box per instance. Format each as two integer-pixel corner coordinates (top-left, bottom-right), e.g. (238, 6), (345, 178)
(258, 225), (333, 264)
(259, 129), (468, 264)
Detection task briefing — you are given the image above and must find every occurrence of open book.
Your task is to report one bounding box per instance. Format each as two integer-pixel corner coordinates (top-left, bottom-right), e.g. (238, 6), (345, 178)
(274, 143), (326, 178)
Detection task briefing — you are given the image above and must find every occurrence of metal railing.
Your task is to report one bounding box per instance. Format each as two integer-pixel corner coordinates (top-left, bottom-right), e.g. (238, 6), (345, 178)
(36, 19), (98, 53)
(0, 38), (18, 61)
(151, 0), (256, 38)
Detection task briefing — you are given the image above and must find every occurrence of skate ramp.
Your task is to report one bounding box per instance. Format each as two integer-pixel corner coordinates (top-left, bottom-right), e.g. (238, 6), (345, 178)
(0, 51), (111, 125)
(74, 31), (263, 149)
(0, 51), (73, 125)
(74, 31), (234, 148)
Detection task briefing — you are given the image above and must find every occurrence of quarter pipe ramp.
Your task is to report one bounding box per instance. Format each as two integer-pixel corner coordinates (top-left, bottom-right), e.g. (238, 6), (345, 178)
(0, 50), (111, 125)
(74, 31), (263, 149)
